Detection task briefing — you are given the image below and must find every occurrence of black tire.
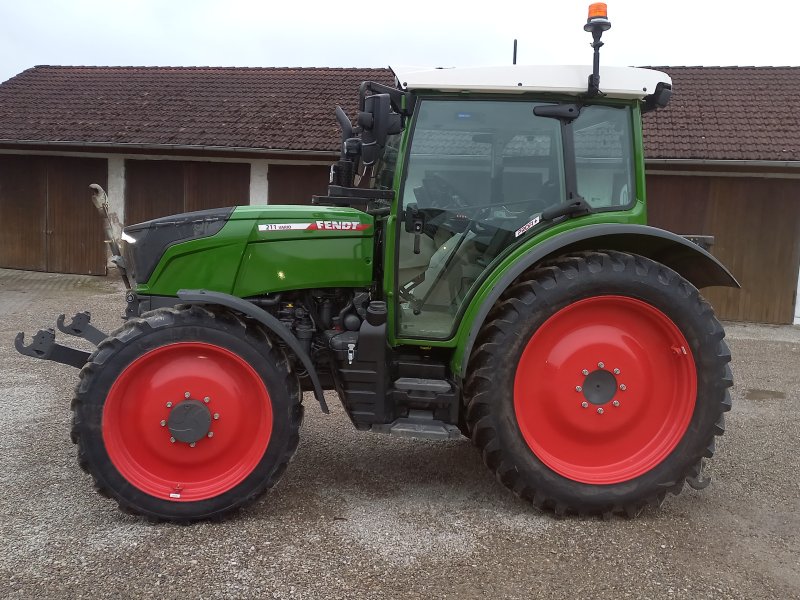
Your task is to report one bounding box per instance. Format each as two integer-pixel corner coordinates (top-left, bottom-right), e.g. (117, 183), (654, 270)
(70, 305), (302, 522)
(464, 251), (732, 517)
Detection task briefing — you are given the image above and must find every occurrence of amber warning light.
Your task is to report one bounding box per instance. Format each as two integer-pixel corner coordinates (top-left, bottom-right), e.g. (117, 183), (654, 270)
(588, 3), (608, 21)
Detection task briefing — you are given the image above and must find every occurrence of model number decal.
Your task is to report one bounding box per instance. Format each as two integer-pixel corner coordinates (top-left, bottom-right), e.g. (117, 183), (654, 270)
(515, 215), (541, 238)
(258, 223), (312, 231)
(258, 221), (371, 232)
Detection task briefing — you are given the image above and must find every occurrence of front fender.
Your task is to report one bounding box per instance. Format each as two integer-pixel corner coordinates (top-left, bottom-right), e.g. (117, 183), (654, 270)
(453, 224), (739, 378)
(177, 289), (329, 413)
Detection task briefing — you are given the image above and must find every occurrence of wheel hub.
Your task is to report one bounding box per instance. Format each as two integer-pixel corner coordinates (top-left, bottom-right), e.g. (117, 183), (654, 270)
(582, 369), (617, 405)
(167, 399), (212, 443)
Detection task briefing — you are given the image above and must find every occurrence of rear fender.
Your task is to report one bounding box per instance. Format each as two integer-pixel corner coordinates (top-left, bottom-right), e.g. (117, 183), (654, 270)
(455, 224), (739, 379)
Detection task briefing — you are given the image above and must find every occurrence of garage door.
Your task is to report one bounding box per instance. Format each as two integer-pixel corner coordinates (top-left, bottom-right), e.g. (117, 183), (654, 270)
(0, 155), (107, 275)
(125, 160), (250, 225)
(647, 174), (800, 324)
(268, 164), (330, 205)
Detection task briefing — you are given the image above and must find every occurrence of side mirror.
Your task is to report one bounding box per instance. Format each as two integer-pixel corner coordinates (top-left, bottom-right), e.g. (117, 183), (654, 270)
(643, 82), (673, 113)
(358, 93), (403, 165)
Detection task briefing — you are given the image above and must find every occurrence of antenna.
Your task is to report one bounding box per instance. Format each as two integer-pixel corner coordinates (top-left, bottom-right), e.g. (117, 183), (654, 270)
(513, 39), (518, 65)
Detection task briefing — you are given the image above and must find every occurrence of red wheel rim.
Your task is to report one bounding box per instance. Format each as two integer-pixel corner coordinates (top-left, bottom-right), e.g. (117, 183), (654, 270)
(102, 342), (273, 501)
(513, 296), (696, 485)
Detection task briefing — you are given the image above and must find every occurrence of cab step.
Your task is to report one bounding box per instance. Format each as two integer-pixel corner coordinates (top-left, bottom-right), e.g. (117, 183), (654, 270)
(371, 410), (462, 441)
(394, 377), (451, 393)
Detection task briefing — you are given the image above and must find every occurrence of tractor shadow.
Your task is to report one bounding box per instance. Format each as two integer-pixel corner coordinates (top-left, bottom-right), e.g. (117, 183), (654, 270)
(254, 402), (527, 522)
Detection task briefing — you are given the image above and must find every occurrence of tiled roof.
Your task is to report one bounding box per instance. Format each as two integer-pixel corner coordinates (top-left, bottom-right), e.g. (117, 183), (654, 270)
(642, 66), (800, 161)
(0, 65), (798, 161)
(0, 66), (395, 153)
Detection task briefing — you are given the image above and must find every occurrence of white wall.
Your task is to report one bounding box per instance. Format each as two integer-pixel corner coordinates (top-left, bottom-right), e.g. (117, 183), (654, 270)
(107, 157), (125, 224)
(249, 160), (268, 205)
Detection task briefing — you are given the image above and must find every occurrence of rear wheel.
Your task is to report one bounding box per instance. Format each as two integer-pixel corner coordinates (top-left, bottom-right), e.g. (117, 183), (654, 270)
(465, 251), (732, 517)
(71, 305), (302, 522)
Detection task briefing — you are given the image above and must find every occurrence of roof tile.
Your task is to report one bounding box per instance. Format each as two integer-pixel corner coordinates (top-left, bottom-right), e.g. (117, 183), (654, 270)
(0, 66), (395, 152)
(0, 65), (798, 161)
(642, 66), (800, 161)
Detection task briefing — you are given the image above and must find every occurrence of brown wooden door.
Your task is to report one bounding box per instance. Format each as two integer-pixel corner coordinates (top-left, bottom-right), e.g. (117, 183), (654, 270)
(0, 156), (47, 271)
(184, 162), (251, 212)
(125, 160), (250, 224)
(0, 155), (106, 274)
(46, 157), (107, 275)
(647, 174), (800, 324)
(268, 164), (330, 205)
(125, 160), (185, 225)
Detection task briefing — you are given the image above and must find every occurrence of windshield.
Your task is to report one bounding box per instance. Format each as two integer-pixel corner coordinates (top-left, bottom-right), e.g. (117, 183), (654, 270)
(395, 98), (635, 340)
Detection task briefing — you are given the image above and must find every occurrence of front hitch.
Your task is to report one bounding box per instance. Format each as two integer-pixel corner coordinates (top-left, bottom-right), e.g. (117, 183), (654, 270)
(15, 311), (109, 369)
(15, 329), (90, 369)
(57, 311), (108, 346)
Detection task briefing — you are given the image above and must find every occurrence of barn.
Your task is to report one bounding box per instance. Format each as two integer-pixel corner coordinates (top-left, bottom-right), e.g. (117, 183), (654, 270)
(0, 65), (798, 325)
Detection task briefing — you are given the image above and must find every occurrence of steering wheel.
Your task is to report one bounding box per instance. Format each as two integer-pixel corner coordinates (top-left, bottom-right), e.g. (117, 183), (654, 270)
(416, 173), (470, 211)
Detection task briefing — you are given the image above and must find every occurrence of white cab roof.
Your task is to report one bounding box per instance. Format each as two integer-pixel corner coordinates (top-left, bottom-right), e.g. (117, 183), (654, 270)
(391, 65), (671, 100)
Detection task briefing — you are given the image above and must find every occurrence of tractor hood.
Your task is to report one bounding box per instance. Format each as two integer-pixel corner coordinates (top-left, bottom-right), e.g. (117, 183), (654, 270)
(122, 204), (375, 296)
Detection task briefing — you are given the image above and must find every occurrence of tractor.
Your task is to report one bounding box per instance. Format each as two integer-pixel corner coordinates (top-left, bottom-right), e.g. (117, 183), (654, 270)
(16, 4), (736, 522)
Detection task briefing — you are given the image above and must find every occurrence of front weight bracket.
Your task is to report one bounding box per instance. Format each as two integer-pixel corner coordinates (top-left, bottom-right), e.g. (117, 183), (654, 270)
(56, 311), (108, 346)
(14, 328), (90, 368)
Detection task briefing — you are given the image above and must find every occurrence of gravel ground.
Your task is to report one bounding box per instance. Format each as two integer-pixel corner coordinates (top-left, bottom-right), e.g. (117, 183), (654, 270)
(0, 269), (798, 599)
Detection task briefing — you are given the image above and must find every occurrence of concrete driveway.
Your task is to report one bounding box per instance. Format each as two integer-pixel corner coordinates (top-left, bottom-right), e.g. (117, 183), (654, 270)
(0, 268), (798, 599)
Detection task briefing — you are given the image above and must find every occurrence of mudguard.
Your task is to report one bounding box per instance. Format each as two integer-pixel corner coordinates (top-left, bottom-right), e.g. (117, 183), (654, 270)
(177, 289), (329, 413)
(457, 223), (739, 378)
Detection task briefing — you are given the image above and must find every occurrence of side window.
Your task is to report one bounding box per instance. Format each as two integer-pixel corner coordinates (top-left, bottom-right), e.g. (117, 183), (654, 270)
(573, 106), (634, 208)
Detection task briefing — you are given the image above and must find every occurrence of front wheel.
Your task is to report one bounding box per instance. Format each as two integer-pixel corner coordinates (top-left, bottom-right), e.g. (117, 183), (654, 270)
(465, 251), (732, 517)
(71, 305), (302, 522)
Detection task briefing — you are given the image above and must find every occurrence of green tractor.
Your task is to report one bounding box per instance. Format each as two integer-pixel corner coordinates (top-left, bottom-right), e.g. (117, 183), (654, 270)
(16, 5), (736, 522)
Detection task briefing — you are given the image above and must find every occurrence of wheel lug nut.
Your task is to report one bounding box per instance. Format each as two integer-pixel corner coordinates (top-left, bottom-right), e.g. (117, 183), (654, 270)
(598, 362), (605, 369)
(160, 420), (166, 427)
(184, 391), (191, 399)
(597, 407), (604, 414)
(166, 402), (173, 408)
(207, 432), (214, 438)
(612, 400), (620, 407)
(204, 396), (210, 404)
(613, 368), (620, 375)
(581, 401), (589, 408)
(213, 413), (220, 420)
(582, 369), (589, 376)
(169, 437), (176, 443)
(619, 384), (627, 391)
(189, 442), (196, 448)
(575, 385), (583, 392)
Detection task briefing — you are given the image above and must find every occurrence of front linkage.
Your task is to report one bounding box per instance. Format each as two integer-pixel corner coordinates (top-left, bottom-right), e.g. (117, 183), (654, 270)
(16, 311), (108, 369)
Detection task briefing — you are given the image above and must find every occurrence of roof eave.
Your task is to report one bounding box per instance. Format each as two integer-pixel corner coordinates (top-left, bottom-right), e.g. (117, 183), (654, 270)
(646, 158), (800, 168)
(0, 138), (338, 158)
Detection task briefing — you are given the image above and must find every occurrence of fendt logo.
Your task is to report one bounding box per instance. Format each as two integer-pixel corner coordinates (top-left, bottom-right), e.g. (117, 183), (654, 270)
(258, 221), (371, 233)
(308, 221), (370, 231)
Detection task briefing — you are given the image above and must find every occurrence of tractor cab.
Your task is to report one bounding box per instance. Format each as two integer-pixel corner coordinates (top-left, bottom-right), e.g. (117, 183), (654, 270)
(320, 59), (672, 340)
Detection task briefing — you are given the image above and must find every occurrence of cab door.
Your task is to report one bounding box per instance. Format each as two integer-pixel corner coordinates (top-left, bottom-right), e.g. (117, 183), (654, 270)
(392, 98), (565, 340)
